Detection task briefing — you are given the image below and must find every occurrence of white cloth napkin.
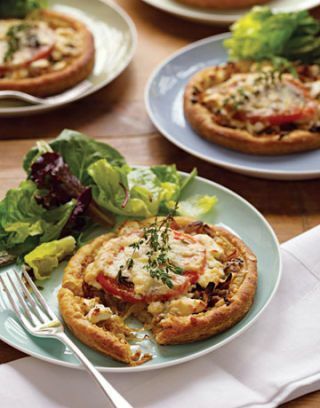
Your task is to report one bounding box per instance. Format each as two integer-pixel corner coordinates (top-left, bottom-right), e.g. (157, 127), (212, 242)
(1, 226), (320, 408)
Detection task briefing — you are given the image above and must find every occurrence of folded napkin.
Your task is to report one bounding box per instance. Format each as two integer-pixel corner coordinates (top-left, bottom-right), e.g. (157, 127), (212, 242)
(1, 226), (320, 408)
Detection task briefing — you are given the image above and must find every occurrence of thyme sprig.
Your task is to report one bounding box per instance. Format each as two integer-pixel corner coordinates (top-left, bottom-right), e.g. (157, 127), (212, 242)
(221, 68), (285, 112)
(117, 205), (183, 288)
(4, 23), (31, 63)
(143, 214), (183, 288)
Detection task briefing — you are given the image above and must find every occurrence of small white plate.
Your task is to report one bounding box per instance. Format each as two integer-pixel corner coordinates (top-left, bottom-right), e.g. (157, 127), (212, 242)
(141, 0), (320, 25)
(0, 0), (137, 117)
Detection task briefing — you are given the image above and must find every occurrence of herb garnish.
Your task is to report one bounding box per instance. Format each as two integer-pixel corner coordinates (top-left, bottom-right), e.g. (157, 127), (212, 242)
(4, 23), (31, 63)
(221, 69), (285, 112)
(117, 206), (183, 288)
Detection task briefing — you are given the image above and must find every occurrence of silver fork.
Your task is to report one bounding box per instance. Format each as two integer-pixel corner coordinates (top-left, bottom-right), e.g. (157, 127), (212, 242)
(0, 80), (92, 105)
(0, 268), (132, 408)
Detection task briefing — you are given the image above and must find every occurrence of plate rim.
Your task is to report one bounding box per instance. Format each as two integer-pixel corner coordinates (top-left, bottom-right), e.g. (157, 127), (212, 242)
(145, 32), (320, 179)
(0, 0), (138, 117)
(0, 171), (282, 373)
(141, 0), (320, 24)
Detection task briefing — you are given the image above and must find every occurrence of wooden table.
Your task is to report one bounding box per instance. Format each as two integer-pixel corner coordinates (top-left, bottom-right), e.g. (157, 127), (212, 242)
(0, 0), (319, 406)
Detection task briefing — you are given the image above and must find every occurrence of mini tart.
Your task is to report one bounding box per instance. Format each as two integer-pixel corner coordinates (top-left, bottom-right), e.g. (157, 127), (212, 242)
(58, 216), (257, 365)
(184, 62), (320, 155)
(175, 0), (269, 9)
(0, 9), (94, 96)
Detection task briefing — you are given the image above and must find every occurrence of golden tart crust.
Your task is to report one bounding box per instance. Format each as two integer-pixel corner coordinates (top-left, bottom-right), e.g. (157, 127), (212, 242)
(58, 233), (143, 366)
(184, 62), (320, 155)
(0, 9), (94, 96)
(175, 0), (269, 9)
(58, 217), (257, 365)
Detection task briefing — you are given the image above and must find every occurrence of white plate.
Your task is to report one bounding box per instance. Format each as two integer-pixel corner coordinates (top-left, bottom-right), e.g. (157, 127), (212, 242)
(145, 33), (320, 180)
(0, 0), (137, 117)
(141, 0), (320, 25)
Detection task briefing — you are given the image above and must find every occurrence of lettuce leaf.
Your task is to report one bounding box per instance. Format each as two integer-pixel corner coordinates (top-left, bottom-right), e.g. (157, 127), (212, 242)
(88, 161), (198, 217)
(29, 151), (94, 233)
(177, 195), (217, 218)
(24, 236), (76, 280)
(0, 180), (75, 256)
(23, 129), (125, 184)
(0, 0), (47, 18)
(128, 168), (163, 216)
(224, 7), (320, 66)
(23, 131), (200, 218)
(1, 130), (216, 267)
(88, 160), (157, 217)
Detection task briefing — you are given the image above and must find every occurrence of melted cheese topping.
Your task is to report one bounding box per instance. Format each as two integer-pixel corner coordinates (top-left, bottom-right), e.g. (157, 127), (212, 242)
(193, 234), (225, 287)
(0, 21), (55, 66)
(203, 73), (311, 117)
(0, 18), (83, 79)
(307, 80), (320, 99)
(148, 297), (206, 316)
(84, 227), (225, 298)
(201, 71), (319, 133)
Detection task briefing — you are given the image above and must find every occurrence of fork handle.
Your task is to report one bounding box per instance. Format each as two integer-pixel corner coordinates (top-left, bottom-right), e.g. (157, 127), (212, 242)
(56, 332), (133, 408)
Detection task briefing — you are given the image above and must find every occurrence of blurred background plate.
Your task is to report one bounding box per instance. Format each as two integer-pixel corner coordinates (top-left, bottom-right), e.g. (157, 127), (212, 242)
(146, 33), (320, 180)
(0, 172), (281, 372)
(141, 0), (320, 25)
(0, 0), (137, 117)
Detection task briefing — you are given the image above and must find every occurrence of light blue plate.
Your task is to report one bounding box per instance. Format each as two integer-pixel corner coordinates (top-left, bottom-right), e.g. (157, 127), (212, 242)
(146, 33), (320, 180)
(0, 173), (281, 372)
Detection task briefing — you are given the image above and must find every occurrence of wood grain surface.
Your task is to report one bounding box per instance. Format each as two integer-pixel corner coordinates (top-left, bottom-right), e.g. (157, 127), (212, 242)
(0, 1), (320, 406)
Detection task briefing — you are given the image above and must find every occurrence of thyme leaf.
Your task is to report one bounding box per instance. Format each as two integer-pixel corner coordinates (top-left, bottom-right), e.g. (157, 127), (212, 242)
(4, 23), (31, 63)
(117, 204), (182, 288)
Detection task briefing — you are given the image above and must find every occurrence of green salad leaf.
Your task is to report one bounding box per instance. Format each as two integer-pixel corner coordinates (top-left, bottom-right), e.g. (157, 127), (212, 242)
(0, 0), (47, 18)
(0, 180), (75, 256)
(177, 195), (217, 218)
(224, 6), (320, 66)
(87, 159), (138, 216)
(24, 236), (76, 280)
(88, 161), (198, 217)
(127, 167), (164, 216)
(23, 129), (125, 184)
(0, 129), (217, 269)
(23, 131), (202, 220)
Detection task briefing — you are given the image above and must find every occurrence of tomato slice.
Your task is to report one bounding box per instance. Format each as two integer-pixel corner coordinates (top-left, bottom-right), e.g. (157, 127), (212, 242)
(97, 273), (144, 304)
(97, 272), (193, 303)
(0, 44), (54, 70)
(27, 45), (54, 65)
(184, 270), (199, 285)
(247, 105), (317, 126)
(96, 232), (208, 304)
(97, 272), (197, 304)
(236, 76), (317, 127)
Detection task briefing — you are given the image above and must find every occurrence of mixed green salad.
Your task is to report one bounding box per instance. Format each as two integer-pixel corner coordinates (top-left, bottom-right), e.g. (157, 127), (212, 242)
(0, 130), (216, 278)
(224, 6), (320, 70)
(0, 0), (46, 18)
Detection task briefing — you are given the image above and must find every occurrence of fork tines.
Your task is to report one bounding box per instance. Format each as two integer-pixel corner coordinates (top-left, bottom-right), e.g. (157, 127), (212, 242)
(0, 267), (56, 328)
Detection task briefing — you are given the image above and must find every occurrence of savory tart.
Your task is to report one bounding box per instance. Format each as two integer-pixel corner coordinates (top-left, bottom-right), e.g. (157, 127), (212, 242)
(184, 62), (320, 155)
(58, 216), (257, 365)
(175, 0), (269, 9)
(0, 9), (94, 96)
